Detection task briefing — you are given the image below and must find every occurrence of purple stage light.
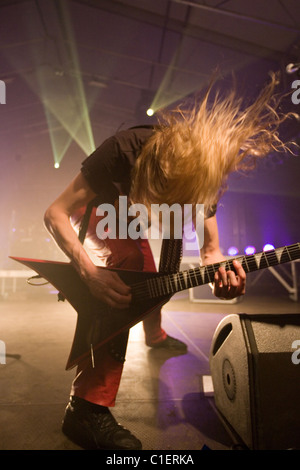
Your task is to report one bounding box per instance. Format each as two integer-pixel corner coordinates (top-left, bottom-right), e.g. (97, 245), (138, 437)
(263, 243), (275, 251)
(227, 246), (239, 256)
(244, 245), (256, 255)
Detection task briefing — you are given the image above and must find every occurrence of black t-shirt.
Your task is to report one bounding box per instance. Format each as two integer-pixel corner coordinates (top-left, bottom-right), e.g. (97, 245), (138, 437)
(81, 126), (154, 205)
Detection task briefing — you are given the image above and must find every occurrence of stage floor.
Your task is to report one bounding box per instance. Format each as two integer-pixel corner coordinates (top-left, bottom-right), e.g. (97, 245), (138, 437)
(0, 272), (299, 451)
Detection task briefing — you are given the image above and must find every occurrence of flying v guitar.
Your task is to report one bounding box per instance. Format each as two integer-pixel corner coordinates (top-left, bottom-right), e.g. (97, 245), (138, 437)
(11, 242), (300, 370)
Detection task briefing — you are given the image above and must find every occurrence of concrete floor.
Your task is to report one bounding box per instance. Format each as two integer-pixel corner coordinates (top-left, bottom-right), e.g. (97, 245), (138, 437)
(0, 270), (299, 451)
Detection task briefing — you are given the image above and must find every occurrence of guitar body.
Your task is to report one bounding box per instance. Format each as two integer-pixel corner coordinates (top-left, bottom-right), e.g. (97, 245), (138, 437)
(10, 257), (170, 369)
(10, 242), (300, 369)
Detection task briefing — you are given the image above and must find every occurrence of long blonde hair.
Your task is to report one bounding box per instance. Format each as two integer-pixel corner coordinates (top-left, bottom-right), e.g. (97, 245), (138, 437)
(130, 73), (296, 216)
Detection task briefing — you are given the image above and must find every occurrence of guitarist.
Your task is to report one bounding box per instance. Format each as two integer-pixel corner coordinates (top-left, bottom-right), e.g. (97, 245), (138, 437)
(44, 73), (292, 450)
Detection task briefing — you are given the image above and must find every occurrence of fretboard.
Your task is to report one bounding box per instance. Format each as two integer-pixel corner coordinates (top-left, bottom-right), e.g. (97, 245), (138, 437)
(133, 243), (300, 301)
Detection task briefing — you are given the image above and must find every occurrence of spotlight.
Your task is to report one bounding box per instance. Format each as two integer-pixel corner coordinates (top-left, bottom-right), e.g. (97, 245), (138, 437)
(286, 62), (300, 74)
(136, 89), (155, 120)
(245, 245), (256, 255)
(263, 243), (275, 251)
(227, 246), (239, 256)
(54, 162), (60, 169)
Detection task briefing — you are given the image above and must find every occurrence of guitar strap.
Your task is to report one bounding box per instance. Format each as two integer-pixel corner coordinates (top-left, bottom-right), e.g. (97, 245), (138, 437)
(159, 238), (183, 274)
(78, 200), (95, 244)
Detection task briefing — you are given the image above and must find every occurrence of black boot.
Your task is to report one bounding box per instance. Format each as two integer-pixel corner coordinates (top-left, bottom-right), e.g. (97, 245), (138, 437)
(62, 396), (142, 450)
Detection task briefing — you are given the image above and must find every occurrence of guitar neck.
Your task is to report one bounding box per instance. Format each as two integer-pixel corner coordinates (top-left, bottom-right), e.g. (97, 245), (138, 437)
(134, 243), (300, 300)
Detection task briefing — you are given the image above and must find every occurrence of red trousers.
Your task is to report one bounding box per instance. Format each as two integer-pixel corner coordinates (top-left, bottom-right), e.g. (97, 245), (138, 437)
(70, 207), (166, 406)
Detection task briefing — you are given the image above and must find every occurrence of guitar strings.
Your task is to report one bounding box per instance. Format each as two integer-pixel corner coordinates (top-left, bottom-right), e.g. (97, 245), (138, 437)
(132, 244), (300, 298)
(131, 243), (300, 297)
(131, 244), (300, 300)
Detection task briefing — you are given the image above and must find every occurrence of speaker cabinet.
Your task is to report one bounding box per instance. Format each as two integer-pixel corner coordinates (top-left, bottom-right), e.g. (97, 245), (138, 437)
(209, 313), (300, 450)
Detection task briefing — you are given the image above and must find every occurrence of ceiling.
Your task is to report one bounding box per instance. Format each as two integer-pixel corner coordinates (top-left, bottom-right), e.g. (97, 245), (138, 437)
(1, 0), (300, 262)
(1, 0), (300, 143)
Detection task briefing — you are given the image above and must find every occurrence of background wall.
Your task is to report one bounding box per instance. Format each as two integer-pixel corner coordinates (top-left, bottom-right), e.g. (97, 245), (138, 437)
(0, 0), (299, 267)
